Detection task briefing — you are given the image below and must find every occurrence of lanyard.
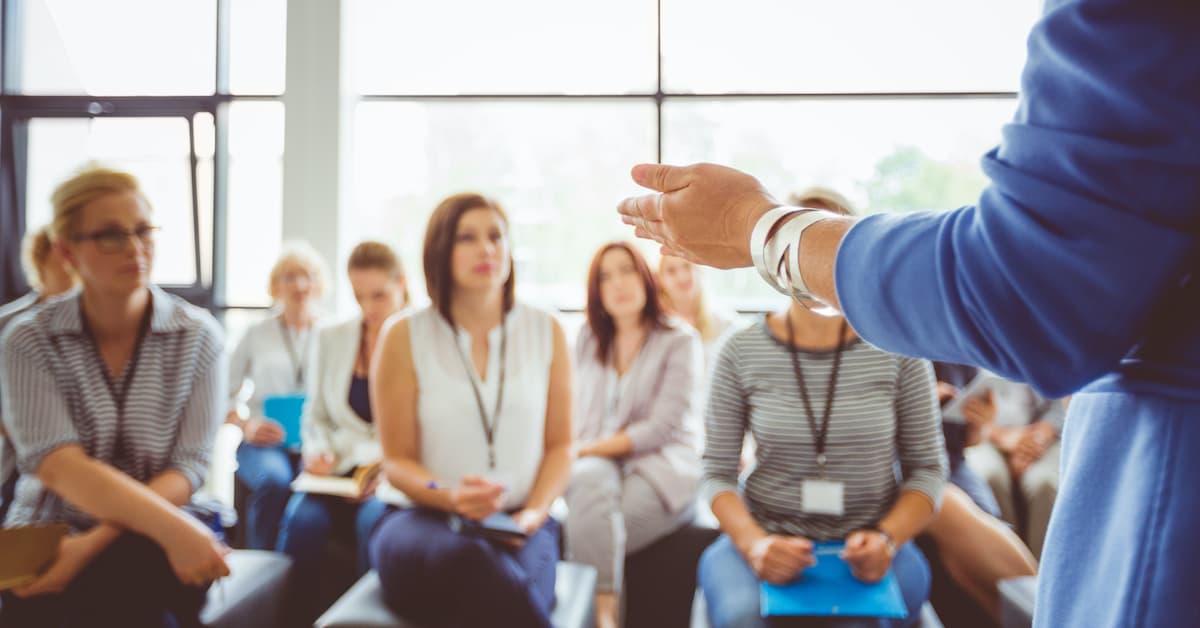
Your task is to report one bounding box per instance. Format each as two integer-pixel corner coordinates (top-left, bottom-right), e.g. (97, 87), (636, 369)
(80, 300), (153, 462)
(785, 314), (848, 477)
(453, 322), (507, 470)
(277, 316), (311, 389)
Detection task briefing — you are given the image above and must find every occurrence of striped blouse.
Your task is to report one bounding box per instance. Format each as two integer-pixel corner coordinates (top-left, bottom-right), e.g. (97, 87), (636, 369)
(0, 286), (226, 531)
(703, 317), (947, 540)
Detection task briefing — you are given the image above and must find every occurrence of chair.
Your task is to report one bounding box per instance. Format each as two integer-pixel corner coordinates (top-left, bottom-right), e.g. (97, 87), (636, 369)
(200, 550), (293, 628)
(315, 562), (598, 628)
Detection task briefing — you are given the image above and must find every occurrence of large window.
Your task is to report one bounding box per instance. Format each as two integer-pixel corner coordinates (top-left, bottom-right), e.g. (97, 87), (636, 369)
(0, 0), (287, 308)
(347, 0), (1040, 311)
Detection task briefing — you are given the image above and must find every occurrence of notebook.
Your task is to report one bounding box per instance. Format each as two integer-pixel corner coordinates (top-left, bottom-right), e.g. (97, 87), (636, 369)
(262, 394), (306, 450)
(941, 371), (1006, 424)
(760, 542), (908, 619)
(449, 512), (528, 543)
(0, 523), (70, 591)
(291, 462), (382, 499)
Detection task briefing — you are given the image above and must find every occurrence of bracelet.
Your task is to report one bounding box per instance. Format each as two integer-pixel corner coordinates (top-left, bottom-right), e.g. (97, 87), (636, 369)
(750, 207), (802, 294)
(750, 207), (841, 315)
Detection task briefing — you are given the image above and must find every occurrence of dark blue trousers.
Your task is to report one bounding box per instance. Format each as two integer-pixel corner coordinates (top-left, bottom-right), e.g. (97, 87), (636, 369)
(369, 507), (559, 628)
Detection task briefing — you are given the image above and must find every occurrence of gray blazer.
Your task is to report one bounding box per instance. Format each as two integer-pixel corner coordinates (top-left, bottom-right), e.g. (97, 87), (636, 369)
(574, 321), (703, 513)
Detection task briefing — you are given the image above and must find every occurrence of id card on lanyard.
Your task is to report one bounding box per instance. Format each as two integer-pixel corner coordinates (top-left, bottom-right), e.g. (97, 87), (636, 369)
(787, 314), (849, 517)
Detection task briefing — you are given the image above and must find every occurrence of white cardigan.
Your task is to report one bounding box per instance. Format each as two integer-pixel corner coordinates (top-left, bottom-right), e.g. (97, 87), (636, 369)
(301, 317), (381, 474)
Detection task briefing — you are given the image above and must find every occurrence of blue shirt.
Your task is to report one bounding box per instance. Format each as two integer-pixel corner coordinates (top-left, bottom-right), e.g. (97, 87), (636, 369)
(835, 0), (1200, 400)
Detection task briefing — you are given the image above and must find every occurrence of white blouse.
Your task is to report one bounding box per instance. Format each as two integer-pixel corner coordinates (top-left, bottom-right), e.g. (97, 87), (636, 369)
(227, 313), (317, 417)
(378, 303), (555, 510)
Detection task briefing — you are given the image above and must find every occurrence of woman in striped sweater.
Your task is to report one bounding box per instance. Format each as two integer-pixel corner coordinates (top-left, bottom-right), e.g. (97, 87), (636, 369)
(697, 198), (946, 628)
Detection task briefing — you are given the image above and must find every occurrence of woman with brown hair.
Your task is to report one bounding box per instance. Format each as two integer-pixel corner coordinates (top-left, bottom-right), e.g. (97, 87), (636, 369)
(276, 240), (409, 626)
(566, 241), (703, 628)
(369, 193), (573, 627)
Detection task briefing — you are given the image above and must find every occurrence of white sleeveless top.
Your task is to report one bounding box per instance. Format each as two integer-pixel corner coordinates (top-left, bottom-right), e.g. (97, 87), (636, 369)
(378, 302), (555, 510)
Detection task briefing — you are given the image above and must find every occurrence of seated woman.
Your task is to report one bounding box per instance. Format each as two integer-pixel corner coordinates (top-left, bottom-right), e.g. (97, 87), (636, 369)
(276, 240), (409, 625)
(0, 166), (229, 627)
(962, 379), (1063, 560)
(226, 242), (327, 550)
(1, 225), (78, 522)
(657, 254), (735, 368)
(566, 242), (703, 628)
(370, 193), (572, 627)
(699, 196), (946, 628)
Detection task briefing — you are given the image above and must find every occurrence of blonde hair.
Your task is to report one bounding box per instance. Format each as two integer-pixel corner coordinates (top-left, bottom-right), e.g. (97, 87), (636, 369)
(50, 164), (149, 241)
(268, 241), (329, 301)
(657, 256), (720, 342)
(20, 225), (55, 290)
(347, 240), (410, 304)
(788, 186), (857, 217)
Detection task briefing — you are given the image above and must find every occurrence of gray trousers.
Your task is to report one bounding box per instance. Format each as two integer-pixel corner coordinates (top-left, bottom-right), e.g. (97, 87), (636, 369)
(965, 440), (1060, 560)
(564, 457), (694, 594)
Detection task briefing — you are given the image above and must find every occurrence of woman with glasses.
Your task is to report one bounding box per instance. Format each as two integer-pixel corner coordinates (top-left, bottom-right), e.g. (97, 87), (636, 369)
(226, 241), (327, 550)
(0, 165), (229, 627)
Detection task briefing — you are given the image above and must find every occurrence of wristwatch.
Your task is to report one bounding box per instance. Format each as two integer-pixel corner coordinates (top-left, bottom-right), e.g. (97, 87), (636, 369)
(861, 525), (897, 555)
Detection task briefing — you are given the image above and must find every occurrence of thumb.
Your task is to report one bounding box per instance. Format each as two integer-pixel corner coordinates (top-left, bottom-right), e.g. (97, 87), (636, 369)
(631, 163), (690, 193)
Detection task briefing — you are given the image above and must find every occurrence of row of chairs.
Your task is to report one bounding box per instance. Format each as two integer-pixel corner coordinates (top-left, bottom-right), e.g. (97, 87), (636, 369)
(208, 523), (1036, 627)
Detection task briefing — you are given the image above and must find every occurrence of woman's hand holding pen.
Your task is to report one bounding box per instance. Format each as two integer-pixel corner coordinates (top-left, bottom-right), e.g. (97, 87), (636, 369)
(447, 475), (505, 522)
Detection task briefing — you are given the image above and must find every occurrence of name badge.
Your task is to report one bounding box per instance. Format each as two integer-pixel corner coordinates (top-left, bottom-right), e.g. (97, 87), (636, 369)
(802, 479), (845, 516)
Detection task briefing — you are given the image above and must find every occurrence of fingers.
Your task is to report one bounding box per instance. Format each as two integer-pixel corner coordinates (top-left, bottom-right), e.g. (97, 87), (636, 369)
(618, 192), (668, 224)
(630, 163), (691, 193)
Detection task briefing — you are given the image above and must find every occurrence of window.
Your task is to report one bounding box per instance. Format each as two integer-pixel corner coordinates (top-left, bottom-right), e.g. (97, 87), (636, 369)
(1, 0), (287, 307)
(348, 1), (1039, 311)
(24, 116), (205, 285)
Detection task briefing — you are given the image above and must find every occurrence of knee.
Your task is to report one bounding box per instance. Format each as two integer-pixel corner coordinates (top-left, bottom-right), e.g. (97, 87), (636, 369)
(567, 458), (621, 507)
(283, 496), (330, 533)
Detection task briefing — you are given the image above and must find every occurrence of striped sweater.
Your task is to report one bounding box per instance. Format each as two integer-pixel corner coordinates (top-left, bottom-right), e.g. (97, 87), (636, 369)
(702, 317), (947, 540)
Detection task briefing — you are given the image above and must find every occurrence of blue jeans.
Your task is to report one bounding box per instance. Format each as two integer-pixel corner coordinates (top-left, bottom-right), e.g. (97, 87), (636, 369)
(277, 493), (387, 625)
(370, 507), (559, 628)
(699, 535), (930, 628)
(235, 444), (297, 550)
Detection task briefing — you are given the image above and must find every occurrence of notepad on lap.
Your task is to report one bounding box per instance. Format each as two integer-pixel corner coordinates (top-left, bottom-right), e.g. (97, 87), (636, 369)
(263, 394), (306, 450)
(0, 523), (70, 591)
(291, 462), (381, 498)
(760, 542), (907, 619)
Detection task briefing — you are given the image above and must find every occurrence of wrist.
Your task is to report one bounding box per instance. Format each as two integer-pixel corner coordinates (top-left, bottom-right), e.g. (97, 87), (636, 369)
(858, 524), (898, 554)
(733, 527), (768, 557)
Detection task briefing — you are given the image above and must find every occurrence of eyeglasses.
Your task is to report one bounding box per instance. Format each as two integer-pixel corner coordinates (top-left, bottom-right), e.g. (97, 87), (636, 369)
(72, 225), (160, 254)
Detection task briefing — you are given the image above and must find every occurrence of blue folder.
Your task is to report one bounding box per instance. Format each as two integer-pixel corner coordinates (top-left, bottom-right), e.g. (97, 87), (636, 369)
(262, 394), (306, 450)
(760, 542), (908, 619)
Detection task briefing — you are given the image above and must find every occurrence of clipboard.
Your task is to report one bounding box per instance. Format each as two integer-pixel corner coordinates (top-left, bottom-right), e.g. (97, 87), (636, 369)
(0, 523), (70, 591)
(262, 394), (306, 450)
(760, 542), (907, 619)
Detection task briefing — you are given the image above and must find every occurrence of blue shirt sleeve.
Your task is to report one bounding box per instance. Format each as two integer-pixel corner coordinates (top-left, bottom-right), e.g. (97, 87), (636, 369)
(835, 0), (1200, 398)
